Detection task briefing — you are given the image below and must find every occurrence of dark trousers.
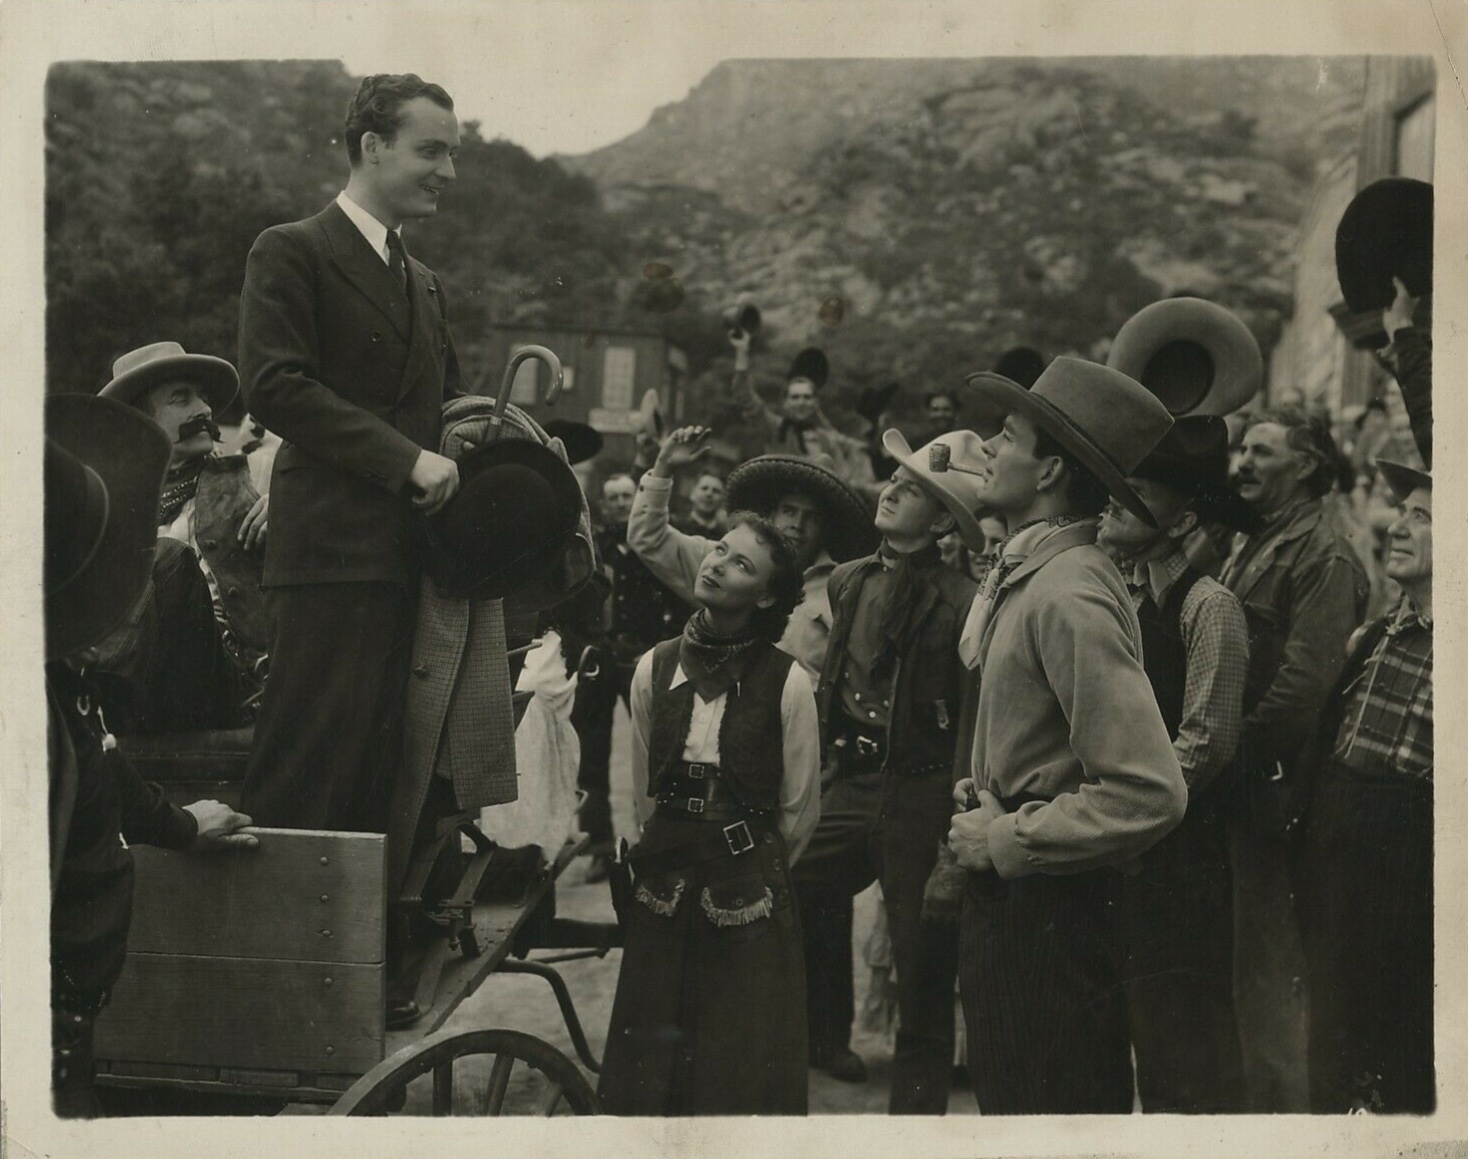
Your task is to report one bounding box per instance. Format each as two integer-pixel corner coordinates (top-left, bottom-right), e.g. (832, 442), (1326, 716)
(243, 583), (413, 832)
(53, 1002), (101, 1119)
(958, 869), (1132, 1115)
(791, 768), (958, 1114)
(1117, 801), (1245, 1113)
(570, 658), (635, 851)
(1299, 764), (1434, 1113)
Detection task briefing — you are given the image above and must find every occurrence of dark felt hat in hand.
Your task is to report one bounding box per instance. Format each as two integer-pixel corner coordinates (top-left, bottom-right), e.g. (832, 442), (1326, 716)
(45, 394), (172, 661)
(1335, 178), (1433, 314)
(1130, 415), (1262, 533)
(420, 440), (584, 601)
(787, 347), (830, 389)
(1106, 298), (1262, 417)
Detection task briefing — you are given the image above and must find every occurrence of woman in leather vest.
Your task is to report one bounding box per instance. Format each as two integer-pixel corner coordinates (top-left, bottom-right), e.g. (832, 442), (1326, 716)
(597, 513), (821, 1116)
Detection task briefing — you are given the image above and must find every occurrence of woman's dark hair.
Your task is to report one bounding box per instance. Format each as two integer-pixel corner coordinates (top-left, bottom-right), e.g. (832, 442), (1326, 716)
(344, 74), (454, 165)
(724, 510), (804, 643)
(1248, 406), (1342, 498)
(1031, 428), (1112, 517)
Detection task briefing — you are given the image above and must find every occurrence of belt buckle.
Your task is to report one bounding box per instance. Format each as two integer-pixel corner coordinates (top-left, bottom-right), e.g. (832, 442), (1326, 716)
(723, 820), (754, 856)
(687, 797), (705, 814)
(855, 735), (881, 757)
(686, 763), (707, 780)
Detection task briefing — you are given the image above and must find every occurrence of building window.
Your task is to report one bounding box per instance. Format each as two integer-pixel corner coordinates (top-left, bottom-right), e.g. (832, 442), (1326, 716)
(602, 346), (637, 410)
(1395, 95), (1435, 181)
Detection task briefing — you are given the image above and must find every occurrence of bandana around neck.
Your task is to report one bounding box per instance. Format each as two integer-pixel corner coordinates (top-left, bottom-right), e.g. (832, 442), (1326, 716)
(158, 457), (208, 526)
(678, 608), (767, 701)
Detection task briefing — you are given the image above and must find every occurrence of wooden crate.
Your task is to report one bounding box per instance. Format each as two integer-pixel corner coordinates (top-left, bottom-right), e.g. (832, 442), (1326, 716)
(95, 828), (387, 1089)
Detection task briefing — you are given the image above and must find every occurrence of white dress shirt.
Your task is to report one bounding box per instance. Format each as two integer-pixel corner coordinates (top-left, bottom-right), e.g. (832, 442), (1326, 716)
(335, 190), (401, 265)
(627, 650), (822, 862)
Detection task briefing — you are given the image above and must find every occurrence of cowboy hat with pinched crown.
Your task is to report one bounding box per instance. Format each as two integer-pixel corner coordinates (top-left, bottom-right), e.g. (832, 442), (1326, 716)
(1129, 415), (1262, 534)
(726, 453), (877, 564)
(881, 429), (990, 552)
(99, 341), (240, 414)
(966, 356), (1174, 529)
(45, 394), (172, 661)
(1106, 298), (1262, 417)
(1335, 178), (1433, 314)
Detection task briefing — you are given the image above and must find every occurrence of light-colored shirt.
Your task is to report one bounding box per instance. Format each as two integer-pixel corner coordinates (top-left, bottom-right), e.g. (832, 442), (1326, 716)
(1127, 547), (1250, 793)
(627, 652), (822, 862)
(335, 190), (402, 265)
(627, 473), (835, 677)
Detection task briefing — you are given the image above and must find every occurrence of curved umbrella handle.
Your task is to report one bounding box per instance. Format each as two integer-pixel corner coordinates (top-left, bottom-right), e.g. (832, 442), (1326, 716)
(489, 345), (564, 440)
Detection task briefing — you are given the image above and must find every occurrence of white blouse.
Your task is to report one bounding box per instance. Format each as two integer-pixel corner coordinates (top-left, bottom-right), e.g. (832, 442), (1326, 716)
(627, 651), (821, 862)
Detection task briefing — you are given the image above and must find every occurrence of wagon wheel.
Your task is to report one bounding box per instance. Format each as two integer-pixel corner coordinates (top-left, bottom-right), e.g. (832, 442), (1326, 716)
(329, 1028), (600, 1116)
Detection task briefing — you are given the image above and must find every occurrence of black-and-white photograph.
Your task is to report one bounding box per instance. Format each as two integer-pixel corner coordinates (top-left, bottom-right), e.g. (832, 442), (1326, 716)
(2, 2), (1462, 1155)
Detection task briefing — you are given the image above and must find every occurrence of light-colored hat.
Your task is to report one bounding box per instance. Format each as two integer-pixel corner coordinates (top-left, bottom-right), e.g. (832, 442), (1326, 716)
(99, 341), (239, 414)
(965, 356), (1174, 528)
(881, 429), (989, 552)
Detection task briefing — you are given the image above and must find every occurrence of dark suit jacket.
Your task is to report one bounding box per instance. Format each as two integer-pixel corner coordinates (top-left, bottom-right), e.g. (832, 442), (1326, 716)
(239, 201), (462, 588)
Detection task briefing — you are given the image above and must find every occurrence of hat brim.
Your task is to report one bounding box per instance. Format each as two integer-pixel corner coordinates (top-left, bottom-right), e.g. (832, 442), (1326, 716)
(964, 372), (1160, 528)
(100, 353), (240, 415)
(1106, 299), (1261, 417)
(1376, 458), (1432, 505)
(541, 421), (604, 466)
(881, 429), (989, 553)
(46, 395), (172, 661)
(725, 455), (877, 563)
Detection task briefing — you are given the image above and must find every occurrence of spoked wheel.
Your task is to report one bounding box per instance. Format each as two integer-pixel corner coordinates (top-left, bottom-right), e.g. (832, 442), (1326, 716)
(329, 1028), (600, 1116)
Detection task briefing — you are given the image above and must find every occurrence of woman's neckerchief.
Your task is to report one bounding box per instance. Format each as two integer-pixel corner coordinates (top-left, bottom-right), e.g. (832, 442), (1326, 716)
(859, 541), (943, 681)
(678, 608), (767, 701)
(157, 458), (208, 527)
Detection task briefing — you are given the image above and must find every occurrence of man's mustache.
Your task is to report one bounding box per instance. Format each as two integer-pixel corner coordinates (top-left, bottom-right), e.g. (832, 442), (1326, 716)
(177, 415), (221, 443)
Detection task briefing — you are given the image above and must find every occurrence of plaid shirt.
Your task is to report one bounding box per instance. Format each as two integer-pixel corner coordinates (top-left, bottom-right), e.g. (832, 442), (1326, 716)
(1334, 597), (1434, 780)
(1129, 548), (1250, 792)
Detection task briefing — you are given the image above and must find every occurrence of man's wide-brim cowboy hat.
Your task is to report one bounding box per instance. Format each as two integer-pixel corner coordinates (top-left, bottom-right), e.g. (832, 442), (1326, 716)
(882, 429), (990, 553)
(1106, 298), (1262, 417)
(541, 419), (604, 466)
(966, 356), (1174, 529)
(45, 394), (172, 662)
(1376, 458), (1432, 504)
(1129, 415), (1263, 534)
(99, 341), (240, 415)
(419, 439), (584, 601)
(726, 453), (877, 564)
(1335, 178), (1433, 314)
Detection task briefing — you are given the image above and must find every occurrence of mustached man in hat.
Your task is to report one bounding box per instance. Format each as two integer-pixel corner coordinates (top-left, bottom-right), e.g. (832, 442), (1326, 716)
(789, 428), (983, 1113)
(728, 327), (875, 494)
(1096, 415), (1256, 1112)
(944, 357), (1186, 1114)
(1296, 458), (1433, 1113)
(237, 74), (464, 835)
(93, 342), (270, 730)
(45, 395), (257, 1117)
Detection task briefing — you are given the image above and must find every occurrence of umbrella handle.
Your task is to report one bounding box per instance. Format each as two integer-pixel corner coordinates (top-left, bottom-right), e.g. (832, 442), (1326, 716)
(489, 345), (564, 441)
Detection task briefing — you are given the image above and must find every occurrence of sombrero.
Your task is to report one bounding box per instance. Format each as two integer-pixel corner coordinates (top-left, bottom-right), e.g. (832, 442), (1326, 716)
(726, 453), (877, 563)
(1335, 178), (1433, 314)
(966, 356), (1174, 528)
(45, 394), (172, 661)
(99, 341), (239, 414)
(1106, 298), (1262, 417)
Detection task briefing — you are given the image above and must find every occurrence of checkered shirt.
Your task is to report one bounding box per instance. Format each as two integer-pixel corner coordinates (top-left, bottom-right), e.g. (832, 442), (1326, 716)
(1334, 598), (1434, 780)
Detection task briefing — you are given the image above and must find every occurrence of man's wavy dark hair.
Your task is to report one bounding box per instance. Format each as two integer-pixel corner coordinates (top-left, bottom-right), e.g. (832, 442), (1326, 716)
(1247, 406), (1342, 498)
(722, 511), (804, 643)
(344, 74), (454, 166)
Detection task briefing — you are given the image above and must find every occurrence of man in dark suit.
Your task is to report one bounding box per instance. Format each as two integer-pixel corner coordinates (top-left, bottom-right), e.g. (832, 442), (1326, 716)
(239, 74), (464, 834)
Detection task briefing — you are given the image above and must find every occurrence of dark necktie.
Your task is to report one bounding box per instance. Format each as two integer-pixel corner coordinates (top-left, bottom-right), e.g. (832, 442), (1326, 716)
(386, 230), (409, 299)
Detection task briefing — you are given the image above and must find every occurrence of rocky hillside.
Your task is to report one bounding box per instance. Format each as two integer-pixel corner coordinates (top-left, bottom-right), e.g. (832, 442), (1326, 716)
(561, 58), (1364, 429)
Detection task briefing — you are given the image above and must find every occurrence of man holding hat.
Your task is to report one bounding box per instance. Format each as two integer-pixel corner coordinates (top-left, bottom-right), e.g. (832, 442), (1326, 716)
(945, 356), (1186, 1114)
(1097, 415), (1255, 1112)
(45, 395), (257, 1116)
(237, 74), (464, 832)
(1297, 458), (1433, 1113)
(789, 429), (982, 1114)
(95, 341), (271, 729)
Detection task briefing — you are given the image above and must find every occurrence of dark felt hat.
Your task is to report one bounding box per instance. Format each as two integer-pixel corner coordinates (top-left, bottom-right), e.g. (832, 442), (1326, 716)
(966, 356), (1174, 528)
(540, 420), (603, 466)
(1130, 415), (1263, 533)
(1335, 178), (1433, 313)
(1376, 458), (1432, 504)
(419, 439), (584, 601)
(45, 394), (172, 661)
(992, 347), (1047, 388)
(857, 381), (900, 424)
(725, 453), (877, 563)
(787, 347), (830, 389)
(1106, 298), (1262, 417)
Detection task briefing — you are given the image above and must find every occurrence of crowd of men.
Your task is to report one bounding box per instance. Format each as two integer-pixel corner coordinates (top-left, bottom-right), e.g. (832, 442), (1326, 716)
(44, 71), (1434, 1118)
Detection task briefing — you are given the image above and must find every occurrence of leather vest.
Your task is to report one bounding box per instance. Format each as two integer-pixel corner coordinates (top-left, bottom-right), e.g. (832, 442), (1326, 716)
(646, 637), (793, 814)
